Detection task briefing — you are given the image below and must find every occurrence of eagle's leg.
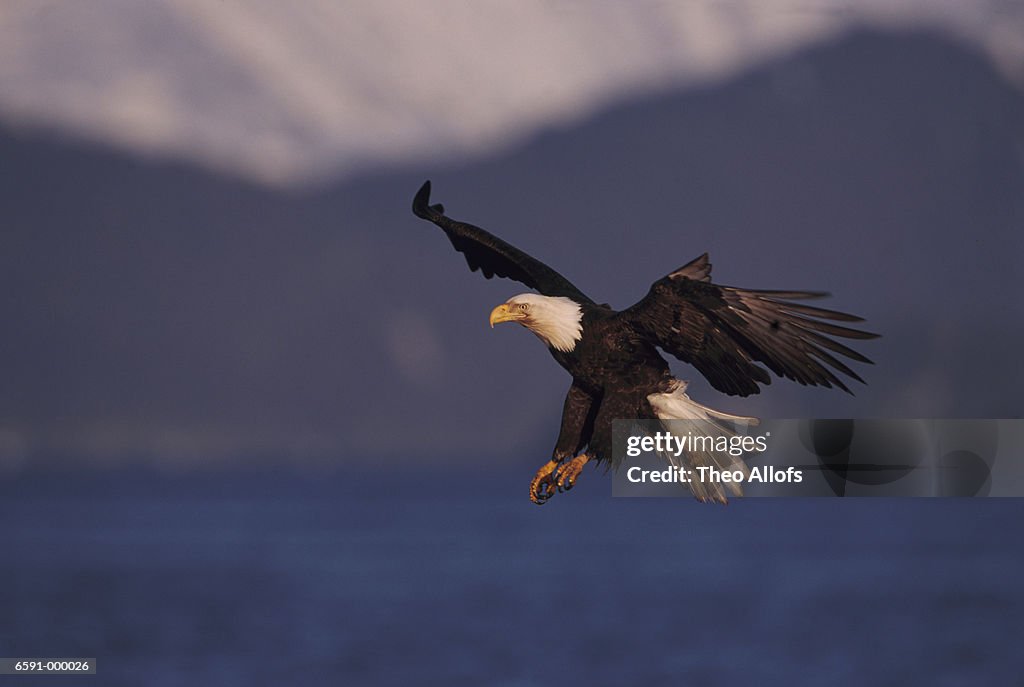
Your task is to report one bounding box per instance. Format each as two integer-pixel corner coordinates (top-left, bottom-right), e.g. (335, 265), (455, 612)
(555, 453), (590, 492)
(531, 382), (596, 505)
(529, 459), (561, 505)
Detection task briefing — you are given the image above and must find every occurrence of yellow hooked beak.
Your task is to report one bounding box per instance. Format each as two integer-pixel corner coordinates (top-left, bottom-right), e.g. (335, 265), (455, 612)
(489, 303), (524, 328)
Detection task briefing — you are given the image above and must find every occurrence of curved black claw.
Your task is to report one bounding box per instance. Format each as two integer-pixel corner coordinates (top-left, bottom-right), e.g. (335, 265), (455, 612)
(534, 482), (556, 504)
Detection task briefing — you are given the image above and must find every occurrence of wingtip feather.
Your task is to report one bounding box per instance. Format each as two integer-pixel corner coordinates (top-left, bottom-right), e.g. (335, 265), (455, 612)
(412, 180), (438, 220)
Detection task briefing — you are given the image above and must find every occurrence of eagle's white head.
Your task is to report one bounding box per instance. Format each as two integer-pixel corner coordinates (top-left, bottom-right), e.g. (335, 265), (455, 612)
(489, 294), (584, 353)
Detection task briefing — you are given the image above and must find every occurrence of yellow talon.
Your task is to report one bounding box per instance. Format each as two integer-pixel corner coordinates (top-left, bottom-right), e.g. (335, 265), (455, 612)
(529, 459), (561, 505)
(555, 454), (590, 491)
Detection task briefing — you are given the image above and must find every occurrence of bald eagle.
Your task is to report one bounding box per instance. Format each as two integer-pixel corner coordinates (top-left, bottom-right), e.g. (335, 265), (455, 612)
(412, 181), (877, 504)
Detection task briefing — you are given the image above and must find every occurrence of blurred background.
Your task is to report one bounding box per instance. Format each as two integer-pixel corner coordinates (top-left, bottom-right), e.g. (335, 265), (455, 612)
(1, 1), (1023, 685)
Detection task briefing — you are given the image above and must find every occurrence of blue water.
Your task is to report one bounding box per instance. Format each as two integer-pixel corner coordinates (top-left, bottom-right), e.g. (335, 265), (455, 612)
(1, 467), (1022, 686)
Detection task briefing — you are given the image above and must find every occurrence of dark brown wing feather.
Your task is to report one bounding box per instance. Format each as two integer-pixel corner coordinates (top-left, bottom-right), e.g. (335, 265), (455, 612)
(619, 253), (878, 397)
(412, 181), (594, 304)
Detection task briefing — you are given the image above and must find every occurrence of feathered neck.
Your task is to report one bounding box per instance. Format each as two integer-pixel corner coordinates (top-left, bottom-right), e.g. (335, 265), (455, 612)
(510, 294), (584, 352)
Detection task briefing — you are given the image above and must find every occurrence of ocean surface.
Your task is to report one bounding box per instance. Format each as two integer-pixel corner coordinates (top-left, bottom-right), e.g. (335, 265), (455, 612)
(1, 466), (1022, 686)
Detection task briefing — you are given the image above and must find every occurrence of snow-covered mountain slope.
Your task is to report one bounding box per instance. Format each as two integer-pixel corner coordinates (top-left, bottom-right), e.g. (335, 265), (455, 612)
(1, 0), (1021, 186)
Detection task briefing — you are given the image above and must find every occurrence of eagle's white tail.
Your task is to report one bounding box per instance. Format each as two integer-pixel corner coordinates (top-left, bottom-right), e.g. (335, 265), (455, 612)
(647, 379), (759, 503)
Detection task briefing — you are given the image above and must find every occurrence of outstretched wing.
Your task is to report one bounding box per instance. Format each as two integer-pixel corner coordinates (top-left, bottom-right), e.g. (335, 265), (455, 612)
(412, 181), (594, 304)
(619, 253), (878, 397)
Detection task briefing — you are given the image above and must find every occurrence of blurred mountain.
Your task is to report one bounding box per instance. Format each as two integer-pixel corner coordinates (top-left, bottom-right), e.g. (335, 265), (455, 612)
(1, 1), (1021, 185)
(1, 30), (1022, 468)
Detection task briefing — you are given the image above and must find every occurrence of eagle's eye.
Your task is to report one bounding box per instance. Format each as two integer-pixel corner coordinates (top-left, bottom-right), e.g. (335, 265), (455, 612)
(519, 303), (529, 311)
